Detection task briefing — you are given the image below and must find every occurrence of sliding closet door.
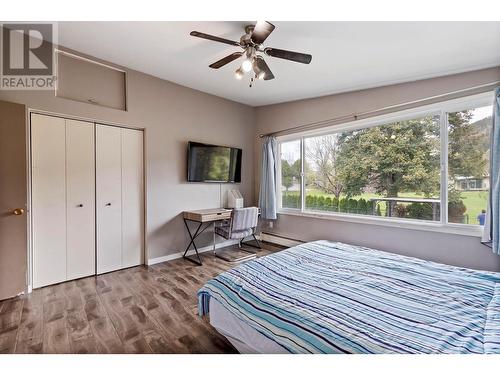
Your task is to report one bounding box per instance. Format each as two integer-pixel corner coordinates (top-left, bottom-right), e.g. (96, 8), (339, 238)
(66, 120), (95, 280)
(121, 129), (144, 268)
(31, 114), (67, 288)
(96, 124), (122, 273)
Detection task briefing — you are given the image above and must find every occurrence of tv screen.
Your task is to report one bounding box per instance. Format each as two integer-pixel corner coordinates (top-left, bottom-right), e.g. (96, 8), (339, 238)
(187, 142), (242, 183)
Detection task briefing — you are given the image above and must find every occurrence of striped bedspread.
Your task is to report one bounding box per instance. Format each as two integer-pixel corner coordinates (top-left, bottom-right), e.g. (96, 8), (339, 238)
(198, 240), (500, 353)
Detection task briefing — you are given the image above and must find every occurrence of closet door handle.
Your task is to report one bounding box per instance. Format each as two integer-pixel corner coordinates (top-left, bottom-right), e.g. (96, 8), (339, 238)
(12, 208), (25, 215)
(77, 204), (83, 208)
(105, 203), (112, 206)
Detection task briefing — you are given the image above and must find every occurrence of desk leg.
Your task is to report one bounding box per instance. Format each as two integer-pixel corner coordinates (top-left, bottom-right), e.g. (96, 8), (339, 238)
(182, 219), (203, 266)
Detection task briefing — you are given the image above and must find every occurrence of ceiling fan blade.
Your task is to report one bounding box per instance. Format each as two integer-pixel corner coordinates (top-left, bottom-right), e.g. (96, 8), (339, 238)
(251, 21), (275, 44)
(209, 52), (243, 69)
(255, 57), (275, 80)
(264, 47), (312, 64)
(190, 31), (241, 47)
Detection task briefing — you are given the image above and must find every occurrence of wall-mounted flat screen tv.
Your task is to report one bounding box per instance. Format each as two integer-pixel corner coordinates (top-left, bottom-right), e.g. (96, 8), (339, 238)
(187, 141), (242, 183)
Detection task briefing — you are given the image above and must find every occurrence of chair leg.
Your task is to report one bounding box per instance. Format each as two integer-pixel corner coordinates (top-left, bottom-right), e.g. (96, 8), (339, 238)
(214, 233), (256, 262)
(240, 234), (261, 250)
(215, 250), (256, 263)
(216, 236), (256, 262)
(253, 234), (262, 249)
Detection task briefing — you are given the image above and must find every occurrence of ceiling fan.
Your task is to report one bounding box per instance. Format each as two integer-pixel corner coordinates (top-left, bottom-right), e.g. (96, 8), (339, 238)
(190, 21), (312, 85)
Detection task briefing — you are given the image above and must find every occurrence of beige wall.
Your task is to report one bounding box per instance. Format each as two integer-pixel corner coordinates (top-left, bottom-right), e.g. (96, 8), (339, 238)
(0, 52), (255, 261)
(254, 66), (500, 272)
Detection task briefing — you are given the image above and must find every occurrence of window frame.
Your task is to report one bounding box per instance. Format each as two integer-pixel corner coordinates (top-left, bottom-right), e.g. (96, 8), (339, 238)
(276, 92), (494, 237)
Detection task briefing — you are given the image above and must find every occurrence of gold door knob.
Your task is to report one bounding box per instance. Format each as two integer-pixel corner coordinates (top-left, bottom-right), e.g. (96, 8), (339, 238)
(12, 208), (25, 215)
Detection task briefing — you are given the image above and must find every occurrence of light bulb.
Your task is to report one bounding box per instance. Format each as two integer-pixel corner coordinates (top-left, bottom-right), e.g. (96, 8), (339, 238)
(234, 67), (244, 80)
(241, 58), (253, 72)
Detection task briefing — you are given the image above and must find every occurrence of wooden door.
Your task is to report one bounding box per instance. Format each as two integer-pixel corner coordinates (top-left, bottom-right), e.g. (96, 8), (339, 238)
(121, 128), (144, 268)
(0, 101), (27, 300)
(66, 119), (95, 280)
(96, 124), (122, 273)
(31, 114), (67, 288)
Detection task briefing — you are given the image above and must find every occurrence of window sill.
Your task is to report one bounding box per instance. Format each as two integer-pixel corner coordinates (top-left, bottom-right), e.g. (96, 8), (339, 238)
(277, 209), (484, 237)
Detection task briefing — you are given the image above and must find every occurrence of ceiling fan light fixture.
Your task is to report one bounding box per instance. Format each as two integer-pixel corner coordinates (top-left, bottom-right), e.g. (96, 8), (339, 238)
(191, 21), (311, 83)
(234, 67), (244, 80)
(241, 58), (253, 73)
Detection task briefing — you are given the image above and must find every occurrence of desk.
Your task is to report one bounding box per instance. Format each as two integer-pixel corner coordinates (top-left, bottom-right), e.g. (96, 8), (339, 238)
(182, 208), (232, 265)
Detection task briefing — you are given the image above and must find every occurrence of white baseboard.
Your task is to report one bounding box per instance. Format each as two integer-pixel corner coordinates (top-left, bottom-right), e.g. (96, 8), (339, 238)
(147, 233), (303, 266)
(146, 239), (241, 266)
(260, 232), (303, 247)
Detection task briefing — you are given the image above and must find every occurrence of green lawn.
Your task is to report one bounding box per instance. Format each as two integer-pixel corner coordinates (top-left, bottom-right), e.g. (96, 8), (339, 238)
(282, 189), (488, 225)
(459, 191), (488, 225)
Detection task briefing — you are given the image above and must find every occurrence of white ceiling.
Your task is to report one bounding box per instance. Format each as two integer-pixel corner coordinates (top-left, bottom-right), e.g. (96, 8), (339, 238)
(58, 21), (500, 107)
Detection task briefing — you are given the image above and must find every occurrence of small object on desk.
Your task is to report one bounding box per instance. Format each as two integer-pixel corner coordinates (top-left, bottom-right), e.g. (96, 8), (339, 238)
(227, 189), (244, 209)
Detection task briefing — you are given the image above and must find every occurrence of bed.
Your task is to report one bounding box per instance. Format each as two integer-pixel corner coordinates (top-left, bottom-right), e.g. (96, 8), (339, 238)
(198, 240), (500, 354)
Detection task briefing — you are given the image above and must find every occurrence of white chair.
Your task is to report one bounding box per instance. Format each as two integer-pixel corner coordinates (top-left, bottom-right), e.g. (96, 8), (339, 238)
(214, 207), (261, 262)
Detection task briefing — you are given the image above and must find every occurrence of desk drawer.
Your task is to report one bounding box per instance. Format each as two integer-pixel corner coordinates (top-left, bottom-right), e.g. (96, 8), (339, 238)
(184, 210), (231, 222)
(202, 212), (231, 222)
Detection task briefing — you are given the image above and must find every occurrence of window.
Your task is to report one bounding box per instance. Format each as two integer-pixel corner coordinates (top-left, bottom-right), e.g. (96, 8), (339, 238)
(278, 96), (493, 231)
(280, 139), (301, 209)
(303, 114), (441, 221)
(448, 105), (492, 225)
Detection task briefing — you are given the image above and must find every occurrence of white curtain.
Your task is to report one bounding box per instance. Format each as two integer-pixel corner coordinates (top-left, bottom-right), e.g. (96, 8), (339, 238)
(258, 136), (278, 220)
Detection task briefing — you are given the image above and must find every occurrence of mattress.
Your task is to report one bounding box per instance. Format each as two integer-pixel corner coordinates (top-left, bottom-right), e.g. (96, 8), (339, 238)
(210, 297), (287, 354)
(199, 240), (500, 354)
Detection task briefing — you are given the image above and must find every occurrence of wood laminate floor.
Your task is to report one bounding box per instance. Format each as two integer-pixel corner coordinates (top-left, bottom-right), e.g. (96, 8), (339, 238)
(0, 242), (284, 354)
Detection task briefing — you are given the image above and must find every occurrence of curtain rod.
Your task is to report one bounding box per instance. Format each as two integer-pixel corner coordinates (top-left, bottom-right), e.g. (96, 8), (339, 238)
(258, 80), (500, 139)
